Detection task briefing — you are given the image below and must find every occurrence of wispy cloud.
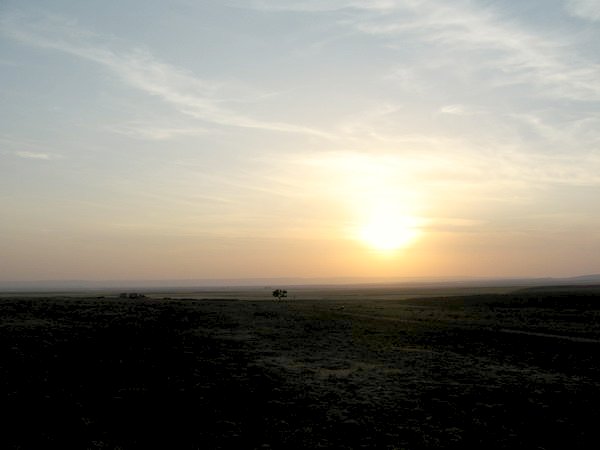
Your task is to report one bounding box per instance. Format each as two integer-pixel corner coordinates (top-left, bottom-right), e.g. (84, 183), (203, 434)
(1, 136), (59, 160)
(357, 1), (600, 101)
(565, 0), (600, 21)
(232, 0), (399, 13)
(438, 104), (482, 116)
(15, 151), (54, 160)
(237, 0), (600, 103)
(107, 122), (210, 141)
(0, 11), (331, 138)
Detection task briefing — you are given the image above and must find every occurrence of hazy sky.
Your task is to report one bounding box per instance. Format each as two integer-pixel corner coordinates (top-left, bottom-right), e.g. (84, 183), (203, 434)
(1, 0), (600, 281)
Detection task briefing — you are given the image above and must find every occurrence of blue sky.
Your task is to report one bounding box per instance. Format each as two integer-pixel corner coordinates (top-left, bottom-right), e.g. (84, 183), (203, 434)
(1, 0), (599, 281)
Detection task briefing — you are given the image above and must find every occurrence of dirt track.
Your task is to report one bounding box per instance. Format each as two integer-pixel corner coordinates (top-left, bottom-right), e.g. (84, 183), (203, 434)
(337, 309), (600, 343)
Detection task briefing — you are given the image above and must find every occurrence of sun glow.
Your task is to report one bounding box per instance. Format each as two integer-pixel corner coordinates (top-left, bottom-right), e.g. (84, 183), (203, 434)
(359, 210), (420, 252)
(305, 152), (425, 253)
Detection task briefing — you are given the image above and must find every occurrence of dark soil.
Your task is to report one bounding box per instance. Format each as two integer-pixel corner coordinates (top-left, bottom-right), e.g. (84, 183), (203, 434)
(1, 290), (599, 449)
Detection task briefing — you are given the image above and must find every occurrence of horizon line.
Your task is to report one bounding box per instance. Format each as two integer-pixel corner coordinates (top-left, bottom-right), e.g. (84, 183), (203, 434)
(1, 274), (599, 292)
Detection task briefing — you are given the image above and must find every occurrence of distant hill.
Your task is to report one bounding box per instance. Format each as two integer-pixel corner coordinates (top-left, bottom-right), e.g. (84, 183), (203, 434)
(1, 274), (600, 293)
(567, 274), (600, 283)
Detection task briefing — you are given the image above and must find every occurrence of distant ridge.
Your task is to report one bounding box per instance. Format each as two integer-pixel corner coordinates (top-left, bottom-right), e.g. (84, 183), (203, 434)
(1, 274), (600, 292)
(569, 274), (600, 282)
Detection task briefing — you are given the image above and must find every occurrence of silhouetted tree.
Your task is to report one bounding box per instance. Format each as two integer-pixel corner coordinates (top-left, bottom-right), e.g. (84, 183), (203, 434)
(272, 289), (288, 301)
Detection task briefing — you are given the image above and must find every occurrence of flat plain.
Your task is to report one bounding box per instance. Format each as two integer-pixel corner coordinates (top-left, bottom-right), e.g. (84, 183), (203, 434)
(1, 285), (599, 449)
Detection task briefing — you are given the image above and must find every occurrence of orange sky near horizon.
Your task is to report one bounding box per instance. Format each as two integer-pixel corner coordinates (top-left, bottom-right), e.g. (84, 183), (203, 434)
(1, 1), (600, 282)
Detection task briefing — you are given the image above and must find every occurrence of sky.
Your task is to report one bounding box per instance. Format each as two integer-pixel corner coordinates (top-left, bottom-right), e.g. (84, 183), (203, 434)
(1, 0), (600, 282)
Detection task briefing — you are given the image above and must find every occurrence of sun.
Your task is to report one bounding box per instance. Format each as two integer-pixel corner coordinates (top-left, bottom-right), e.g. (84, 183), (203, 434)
(359, 210), (420, 252)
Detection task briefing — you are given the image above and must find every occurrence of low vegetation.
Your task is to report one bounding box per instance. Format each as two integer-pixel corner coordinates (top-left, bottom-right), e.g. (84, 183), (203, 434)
(1, 287), (599, 448)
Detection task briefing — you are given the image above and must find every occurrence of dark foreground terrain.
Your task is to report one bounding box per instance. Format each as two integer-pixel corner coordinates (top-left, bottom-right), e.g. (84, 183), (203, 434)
(1, 286), (600, 449)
